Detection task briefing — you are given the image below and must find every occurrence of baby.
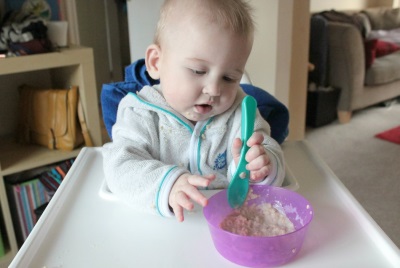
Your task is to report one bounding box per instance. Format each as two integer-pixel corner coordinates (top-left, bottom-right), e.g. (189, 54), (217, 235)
(102, 0), (286, 222)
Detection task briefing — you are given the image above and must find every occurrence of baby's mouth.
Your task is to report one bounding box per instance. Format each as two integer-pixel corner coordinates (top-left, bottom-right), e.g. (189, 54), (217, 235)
(194, 104), (213, 114)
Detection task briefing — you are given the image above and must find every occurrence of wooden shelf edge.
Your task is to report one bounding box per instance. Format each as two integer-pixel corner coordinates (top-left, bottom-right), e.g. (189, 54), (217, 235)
(0, 139), (81, 177)
(0, 46), (92, 76)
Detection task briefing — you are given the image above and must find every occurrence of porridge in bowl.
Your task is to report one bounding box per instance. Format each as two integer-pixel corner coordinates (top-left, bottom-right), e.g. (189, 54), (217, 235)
(220, 202), (295, 236)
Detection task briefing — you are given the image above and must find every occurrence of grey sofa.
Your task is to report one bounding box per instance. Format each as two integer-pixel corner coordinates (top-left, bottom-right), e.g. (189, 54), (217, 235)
(322, 7), (400, 123)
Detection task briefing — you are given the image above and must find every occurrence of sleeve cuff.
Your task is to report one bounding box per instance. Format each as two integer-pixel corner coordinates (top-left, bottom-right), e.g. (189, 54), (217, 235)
(156, 167), (188, 218)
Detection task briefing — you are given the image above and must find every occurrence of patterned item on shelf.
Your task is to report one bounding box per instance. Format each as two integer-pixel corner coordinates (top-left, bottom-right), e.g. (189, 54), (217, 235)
(5, 158), (75, 246)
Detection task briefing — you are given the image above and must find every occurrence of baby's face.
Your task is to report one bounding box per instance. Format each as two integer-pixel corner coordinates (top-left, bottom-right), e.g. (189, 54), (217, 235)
(156, 15), (253, 123)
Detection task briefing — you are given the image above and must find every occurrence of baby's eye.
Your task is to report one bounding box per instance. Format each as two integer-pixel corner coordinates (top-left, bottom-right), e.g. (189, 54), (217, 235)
(223, 76), (237, 83)
(191, 69), (206, 75)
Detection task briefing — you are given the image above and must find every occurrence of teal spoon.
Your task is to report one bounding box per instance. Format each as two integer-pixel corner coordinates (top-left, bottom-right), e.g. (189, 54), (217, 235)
(227, 95), (257, 208)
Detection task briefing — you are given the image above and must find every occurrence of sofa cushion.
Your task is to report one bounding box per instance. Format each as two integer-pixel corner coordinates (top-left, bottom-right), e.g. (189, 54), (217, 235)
(368, 28), (400, 45)
(365, 51), (400, 85)
(357, 12), (372, 37)
(363, 8), (400, 30)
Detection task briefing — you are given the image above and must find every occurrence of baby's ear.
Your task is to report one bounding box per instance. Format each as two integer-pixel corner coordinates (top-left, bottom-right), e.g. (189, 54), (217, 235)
(145, 44), (161, 79)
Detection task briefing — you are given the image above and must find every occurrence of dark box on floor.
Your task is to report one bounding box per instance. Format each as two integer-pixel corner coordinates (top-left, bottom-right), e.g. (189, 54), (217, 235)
(306, 87), (341, 127)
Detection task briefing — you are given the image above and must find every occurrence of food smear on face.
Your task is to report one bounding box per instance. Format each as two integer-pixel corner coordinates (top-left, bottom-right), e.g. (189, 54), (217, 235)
(220, 202), (295, 237)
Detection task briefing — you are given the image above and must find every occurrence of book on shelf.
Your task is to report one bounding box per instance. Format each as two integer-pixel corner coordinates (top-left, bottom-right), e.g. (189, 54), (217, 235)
(6, 178), (51, 246)
(5, 158), (75, 247)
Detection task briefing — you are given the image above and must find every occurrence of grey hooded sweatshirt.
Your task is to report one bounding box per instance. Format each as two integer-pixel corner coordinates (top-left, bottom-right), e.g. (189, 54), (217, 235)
(102, 85), (285, 217)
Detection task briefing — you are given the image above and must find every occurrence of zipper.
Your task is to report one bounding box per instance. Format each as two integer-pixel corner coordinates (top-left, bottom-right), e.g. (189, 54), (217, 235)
(188, 119), (213, 175)
(128, 92), (214, 175)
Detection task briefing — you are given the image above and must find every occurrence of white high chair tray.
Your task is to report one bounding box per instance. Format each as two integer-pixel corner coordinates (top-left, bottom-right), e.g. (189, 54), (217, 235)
(9, 141), (400, 267)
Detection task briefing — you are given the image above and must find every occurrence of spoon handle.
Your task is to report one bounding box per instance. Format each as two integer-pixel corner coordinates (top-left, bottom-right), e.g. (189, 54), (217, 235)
(227, 95), (257, 208)
(239, 95), (257, 163)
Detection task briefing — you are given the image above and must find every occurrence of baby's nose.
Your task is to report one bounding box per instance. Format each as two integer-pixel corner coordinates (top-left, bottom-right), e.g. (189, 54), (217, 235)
(203, 82), (221, 96)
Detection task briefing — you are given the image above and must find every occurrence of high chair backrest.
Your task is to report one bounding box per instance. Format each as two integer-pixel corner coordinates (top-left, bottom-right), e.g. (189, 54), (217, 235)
(101, 59), (289, 144)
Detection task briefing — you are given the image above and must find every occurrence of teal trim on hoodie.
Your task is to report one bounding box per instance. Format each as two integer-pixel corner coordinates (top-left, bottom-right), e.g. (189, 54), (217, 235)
(156, 165), (178, 217)
(128, 92), (193, 134)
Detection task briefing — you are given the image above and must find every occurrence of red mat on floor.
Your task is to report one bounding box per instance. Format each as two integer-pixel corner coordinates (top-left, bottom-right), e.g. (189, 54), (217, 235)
(375, 125), (400, 144)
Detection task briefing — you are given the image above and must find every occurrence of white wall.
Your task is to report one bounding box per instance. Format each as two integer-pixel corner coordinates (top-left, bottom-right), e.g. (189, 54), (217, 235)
(127, 0), (163, 62)
(246, 0), (279, 96)
(310, 0), (393, 12)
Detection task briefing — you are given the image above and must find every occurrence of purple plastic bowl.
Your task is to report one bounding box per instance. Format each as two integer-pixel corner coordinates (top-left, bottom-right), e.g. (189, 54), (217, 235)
(203, 185), (313, 267)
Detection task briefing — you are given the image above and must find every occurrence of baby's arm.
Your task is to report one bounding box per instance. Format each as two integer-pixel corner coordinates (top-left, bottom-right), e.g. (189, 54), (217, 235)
(169, 173), (215, 222)
(103, 96), (189, 217)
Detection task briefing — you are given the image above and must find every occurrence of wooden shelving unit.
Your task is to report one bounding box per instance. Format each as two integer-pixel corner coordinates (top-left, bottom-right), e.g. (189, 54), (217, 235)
(0, 46), (102, 267)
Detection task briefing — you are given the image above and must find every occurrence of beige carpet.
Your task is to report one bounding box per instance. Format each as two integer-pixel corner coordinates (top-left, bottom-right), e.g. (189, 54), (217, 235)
(305, 101), (400, 249)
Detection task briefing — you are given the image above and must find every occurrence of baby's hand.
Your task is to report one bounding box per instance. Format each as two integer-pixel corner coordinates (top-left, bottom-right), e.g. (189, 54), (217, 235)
(232, 131), (270, 182)
(169, 173), (215, 222)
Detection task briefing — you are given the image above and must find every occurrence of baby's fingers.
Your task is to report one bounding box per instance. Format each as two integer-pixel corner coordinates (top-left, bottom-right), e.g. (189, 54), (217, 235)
(246, 144), (267, 163)
(232, 138), (242, 165)
(174, 191), (194, 210)
(184, 185), (209, 207)
(187, 174), (215, 187)
(172, 203), (185, 222)
(250, 166), (270, 182)
(246, 132), (264, 147)
(185, 175), (215, 207)
(171, 190), (197, 222)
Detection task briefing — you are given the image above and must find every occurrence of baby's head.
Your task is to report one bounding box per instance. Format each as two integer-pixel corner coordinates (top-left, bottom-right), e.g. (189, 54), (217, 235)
(154, 0), (254, 47)
(146, 0), (255, 123)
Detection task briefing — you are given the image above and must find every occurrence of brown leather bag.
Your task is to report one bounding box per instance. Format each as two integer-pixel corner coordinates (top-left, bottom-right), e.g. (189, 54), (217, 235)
(18, 85), (93, 151)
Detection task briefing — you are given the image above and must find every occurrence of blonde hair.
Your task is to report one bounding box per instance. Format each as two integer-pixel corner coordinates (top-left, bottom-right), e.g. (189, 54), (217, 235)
(154, 0), (255, 45)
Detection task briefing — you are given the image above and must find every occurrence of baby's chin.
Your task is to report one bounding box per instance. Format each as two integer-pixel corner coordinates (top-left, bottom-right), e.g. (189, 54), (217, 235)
(184, 110), (215, 124)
